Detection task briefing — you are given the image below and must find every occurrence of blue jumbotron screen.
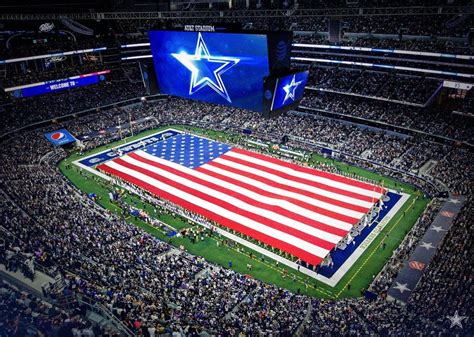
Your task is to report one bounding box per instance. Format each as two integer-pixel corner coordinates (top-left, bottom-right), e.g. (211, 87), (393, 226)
(270, 70), (309, 111)
(149, 30), (270, 111)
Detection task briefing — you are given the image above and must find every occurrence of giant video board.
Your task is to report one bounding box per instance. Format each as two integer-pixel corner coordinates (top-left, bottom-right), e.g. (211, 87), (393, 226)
(149, 30), (275, 111)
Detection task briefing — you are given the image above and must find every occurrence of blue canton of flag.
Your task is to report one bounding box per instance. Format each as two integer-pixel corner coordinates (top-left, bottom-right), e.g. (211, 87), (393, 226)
(142, 134), (232, 169)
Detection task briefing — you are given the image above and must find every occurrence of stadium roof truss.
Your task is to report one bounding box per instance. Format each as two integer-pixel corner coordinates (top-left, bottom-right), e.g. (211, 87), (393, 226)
(1, 6), (472, 20)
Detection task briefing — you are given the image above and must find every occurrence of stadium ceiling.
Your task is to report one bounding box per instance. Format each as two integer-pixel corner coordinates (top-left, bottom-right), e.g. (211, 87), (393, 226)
(0, 6), (472, 20)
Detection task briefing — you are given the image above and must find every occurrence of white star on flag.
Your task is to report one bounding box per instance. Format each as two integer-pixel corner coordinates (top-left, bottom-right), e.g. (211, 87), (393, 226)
(448, 198), (461, 204)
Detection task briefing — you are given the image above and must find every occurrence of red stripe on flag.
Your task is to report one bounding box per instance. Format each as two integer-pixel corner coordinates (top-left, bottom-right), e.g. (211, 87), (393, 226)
(196, 165), (359, 228)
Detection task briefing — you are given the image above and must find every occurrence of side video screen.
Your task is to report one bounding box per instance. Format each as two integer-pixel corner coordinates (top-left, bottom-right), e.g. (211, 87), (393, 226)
(270, 70), (309, 111)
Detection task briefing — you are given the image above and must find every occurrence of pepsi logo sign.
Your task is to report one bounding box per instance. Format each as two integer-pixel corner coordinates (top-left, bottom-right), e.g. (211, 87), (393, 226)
(51, 132), (65, 140)
(44, 129), (75, 146)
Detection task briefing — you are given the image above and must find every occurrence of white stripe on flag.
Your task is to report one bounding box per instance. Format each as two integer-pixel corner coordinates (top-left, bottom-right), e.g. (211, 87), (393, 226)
(200, 160), (368, 216)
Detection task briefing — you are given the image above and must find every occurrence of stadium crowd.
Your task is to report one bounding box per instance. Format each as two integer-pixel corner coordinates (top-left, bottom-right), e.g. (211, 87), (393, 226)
(106, 12), (474, 38)
(1, 82), (144, 134)
(304, 66), (442, 105)
(0, 90), (472, 335)
(300, 92), (474, 144)
(1, 5), (471, 63)
(0, 6), (472, 334)
(4, 64), (472, 146)
(0, 278), (121, 337)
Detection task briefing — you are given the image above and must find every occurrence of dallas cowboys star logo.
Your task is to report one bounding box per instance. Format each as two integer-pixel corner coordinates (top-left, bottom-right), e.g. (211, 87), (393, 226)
(448, 198), (461, 204)
(430, 225), (445, 233)
(419, 241), (435, 250)
(393, 282), (411, 294)
(283, 74), (302, 103)
(447, 311), (467, 328)
(172, 32), (240, 103)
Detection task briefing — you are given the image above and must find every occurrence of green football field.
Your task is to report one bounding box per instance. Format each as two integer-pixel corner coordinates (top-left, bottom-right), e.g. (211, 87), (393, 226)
(59, 125), (429, 299)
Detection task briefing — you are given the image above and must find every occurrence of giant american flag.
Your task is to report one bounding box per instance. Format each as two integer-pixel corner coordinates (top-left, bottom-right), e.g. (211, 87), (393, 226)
(97, 133), (386, 265)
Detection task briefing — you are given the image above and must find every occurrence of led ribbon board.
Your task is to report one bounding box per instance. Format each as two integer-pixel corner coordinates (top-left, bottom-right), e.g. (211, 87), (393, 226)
(5, 70), (110, 98)
(149, 30), (270, 111)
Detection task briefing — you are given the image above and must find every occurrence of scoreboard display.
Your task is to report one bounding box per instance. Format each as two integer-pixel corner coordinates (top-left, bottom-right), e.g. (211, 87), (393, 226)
(149, 30), (294, 113)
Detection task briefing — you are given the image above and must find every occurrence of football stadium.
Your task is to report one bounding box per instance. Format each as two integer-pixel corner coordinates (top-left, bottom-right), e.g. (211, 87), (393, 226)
(0, 0), (472, 336)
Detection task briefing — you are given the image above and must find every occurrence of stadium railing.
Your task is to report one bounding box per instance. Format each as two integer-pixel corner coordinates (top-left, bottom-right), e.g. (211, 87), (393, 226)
(75, 294), (135, 337)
